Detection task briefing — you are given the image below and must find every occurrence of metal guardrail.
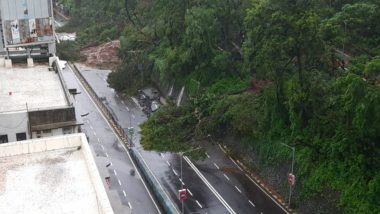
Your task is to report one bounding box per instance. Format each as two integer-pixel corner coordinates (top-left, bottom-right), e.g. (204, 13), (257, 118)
(69, 63), (131, 148)
(69, 63), (179, 214)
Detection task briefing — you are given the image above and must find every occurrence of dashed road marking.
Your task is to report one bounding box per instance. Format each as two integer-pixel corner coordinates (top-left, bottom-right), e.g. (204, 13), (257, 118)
(244, 174), (289, 213)
(97, 138), (101, 143)
(105, 152), (109, 157)
(113, 169), (117, 176)
(118, 179), (122, 186)
(187, 189), (193, 196)
(179, 178), (185, 186)
(125, 106), (129, 111)
(123, 190), (127, 197)
(205, 152), (210, 158)
(214, 163), (220, 170)
(183, 156), (236, 214)
(131, 114), (135, 119)
(90, 125), (94, 130)
(110, 161), (113, 166)
(101, 145), (105, 150)
(224, 174), (230, 181)
(235, 186), (242, 193)
(128, 202), (132, 209)
(248, 200), (255, 207)
(93, 131), (97, 136)
(166, 161), (171, 167)
(172, 169), (178, 176)
(195, 200), (203, 208)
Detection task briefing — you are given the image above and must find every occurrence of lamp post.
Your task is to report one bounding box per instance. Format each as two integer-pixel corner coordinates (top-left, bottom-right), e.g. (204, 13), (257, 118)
(178, 147), (201, 214)
(281, 143), (295, 208)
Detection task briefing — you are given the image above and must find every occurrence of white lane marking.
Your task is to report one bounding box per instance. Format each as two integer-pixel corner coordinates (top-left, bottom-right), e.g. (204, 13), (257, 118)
(125, 106), (130, 111)
(132, 114), (135, 119)
(121, 100), (125, 105)
(195, 200), (203, 208)
(187, 189), (193, 196)
(90, 125), (94, 130)
(205, 152), (210, 158)
(113, 169), (117, 176)
(123, 190), (127, 197)
(160, 153), (165, 158)
(101, 145), (105, 150)
(218, 144), (227, 154)
(245, 174), (288, 213)
(93, 131), (97, 136)
(214, 163), (220, 170)
(97, 138), (101, 143)
(224, 174), (230, 181)
(73, 67), (162, 213)
(248, 200), (255, 207)
(179, 178), (185, 186)
(110, 161), (113, 166)
(105, 152), (109, 157)
(235, 186), (242, 193)
(116, 94), (119, 98)
(172, 169), (178, 176)
(128, 202), (132, 209)
(229, 157), (243, 171)
(166, 161), (171, 167)
(118, 179), (122, 186)
(184, 156), (236, 214)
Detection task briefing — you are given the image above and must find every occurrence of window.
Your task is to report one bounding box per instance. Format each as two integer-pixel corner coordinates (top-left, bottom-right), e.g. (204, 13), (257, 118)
(0, 135), (8, 144)
(16, 133), (27, 141)
(63, 126), (72, 135)
(43, 129), (51, 134)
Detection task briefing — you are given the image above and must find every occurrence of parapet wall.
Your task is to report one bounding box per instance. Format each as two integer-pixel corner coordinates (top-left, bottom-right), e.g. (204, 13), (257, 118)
(0, 134), (114, 214)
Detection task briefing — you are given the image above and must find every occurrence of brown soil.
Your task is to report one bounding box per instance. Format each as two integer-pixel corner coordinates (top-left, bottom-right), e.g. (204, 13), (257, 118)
(80, 40), (121, 69)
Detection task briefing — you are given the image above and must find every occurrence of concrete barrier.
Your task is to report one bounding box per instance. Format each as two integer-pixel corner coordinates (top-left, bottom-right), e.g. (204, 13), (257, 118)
(130, 148), (179, 214)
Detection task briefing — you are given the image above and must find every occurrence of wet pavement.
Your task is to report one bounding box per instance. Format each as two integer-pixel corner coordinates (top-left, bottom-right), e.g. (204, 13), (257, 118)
(76, 64), (289, 214)
(60, 65), (161, 214)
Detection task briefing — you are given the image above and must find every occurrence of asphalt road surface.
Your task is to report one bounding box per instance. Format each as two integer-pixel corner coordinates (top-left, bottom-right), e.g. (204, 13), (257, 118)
(76, 65), (289, 214)
(61, 65), (161, 214)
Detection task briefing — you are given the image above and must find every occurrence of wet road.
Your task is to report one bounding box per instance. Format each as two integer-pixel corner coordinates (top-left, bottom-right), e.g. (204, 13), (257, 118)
(77, 65), (289, 214)
(61, 65), (161, 214)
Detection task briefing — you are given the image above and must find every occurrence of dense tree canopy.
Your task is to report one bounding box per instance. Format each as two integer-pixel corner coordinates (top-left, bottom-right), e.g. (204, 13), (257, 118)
(60, 0), (380, 213)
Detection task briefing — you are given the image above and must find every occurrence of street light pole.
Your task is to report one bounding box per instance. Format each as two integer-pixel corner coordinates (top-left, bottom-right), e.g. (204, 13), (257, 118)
(281, 143), (295, 208)
(178, 147), (201, 214)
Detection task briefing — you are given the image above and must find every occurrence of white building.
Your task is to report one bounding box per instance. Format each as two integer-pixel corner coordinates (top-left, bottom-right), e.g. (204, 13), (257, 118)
(0, 134), (114, 214)
(0, 60), (82, 144)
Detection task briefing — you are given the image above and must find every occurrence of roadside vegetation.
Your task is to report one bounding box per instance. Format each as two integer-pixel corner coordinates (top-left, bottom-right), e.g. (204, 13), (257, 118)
(58, 0), (380, 213)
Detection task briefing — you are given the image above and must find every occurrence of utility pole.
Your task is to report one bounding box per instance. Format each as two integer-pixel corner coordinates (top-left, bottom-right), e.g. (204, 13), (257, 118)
(281, 143), (295, 208)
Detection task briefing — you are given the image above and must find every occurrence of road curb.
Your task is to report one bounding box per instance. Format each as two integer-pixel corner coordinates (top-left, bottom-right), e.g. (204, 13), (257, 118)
(221, 144), (297, 214)
(70, 63), (179, 214)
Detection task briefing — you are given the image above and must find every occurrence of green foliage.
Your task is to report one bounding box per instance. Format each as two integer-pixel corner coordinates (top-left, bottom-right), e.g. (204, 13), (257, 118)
(56, 41), (83, 61)
(69, 0), (380, 212)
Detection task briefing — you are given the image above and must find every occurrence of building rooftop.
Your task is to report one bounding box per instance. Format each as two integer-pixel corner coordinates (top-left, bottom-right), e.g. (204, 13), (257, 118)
(0, 64), (69, 113)
(0, 134), (113, 214)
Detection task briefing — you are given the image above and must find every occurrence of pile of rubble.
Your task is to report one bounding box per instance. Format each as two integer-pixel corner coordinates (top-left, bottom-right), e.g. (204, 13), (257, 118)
(81, 40), (121, 69)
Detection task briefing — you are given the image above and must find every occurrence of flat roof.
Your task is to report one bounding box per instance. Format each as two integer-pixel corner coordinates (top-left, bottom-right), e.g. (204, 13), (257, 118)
(0, 64), (68, 113)
(0, 134), (113, 214)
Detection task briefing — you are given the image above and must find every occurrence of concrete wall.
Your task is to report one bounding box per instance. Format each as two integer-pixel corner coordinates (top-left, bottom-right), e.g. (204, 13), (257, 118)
(0, 133), (114, 214)
(0, 0), (52, 20)
(0, 111), (29, 142)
